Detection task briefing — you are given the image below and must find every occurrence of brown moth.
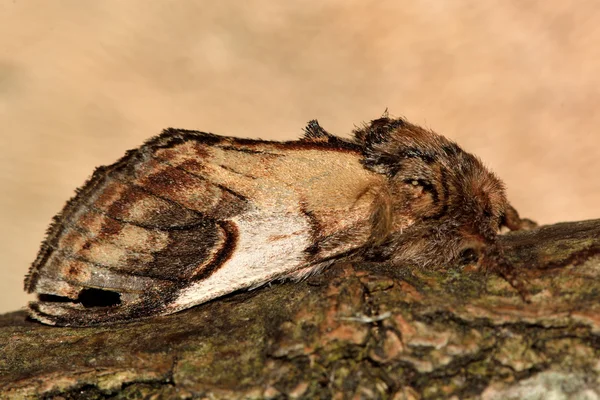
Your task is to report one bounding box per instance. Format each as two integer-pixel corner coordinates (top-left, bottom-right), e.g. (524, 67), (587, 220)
(25, 116), (532, 326)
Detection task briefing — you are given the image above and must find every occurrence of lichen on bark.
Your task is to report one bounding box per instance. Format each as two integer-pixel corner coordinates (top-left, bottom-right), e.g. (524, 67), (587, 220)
(2, 220), (600, 399)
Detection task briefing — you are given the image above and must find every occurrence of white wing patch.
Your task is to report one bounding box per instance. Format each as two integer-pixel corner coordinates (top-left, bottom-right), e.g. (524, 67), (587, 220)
(171, 209), (311, 312)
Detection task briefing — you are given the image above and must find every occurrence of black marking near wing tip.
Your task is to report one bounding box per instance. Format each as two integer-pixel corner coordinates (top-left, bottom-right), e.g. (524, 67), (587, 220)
(29, 276), (185, 326)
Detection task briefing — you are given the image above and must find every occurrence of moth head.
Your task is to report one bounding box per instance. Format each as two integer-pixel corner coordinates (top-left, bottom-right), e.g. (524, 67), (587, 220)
(355, 117), (512, 257)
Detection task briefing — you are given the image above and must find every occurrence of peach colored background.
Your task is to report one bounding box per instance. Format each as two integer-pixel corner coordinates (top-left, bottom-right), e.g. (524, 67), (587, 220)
(1, 1), (599, 314)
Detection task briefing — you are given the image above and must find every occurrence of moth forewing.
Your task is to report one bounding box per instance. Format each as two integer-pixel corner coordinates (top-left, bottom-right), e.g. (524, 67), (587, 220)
(25, 127), (387, 325)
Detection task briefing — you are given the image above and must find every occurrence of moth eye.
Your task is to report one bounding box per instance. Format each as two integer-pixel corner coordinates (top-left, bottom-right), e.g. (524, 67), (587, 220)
(402, 178), (436, 198)
(77, 288), (121, 308)
(458, 242), (485, 265)
(404, 178), (425, 189)
(459, 247), (480, 265)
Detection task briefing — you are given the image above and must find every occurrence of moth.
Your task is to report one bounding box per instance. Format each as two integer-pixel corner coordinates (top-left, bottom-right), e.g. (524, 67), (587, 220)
(25, 115), (532, 326)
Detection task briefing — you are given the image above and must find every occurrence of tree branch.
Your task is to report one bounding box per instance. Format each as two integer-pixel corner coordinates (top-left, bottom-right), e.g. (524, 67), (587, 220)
(2, 220), (600, 399)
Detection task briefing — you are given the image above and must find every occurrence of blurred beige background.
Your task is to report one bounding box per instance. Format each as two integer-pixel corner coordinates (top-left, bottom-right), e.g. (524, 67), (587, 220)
(1, 1), (599, 314)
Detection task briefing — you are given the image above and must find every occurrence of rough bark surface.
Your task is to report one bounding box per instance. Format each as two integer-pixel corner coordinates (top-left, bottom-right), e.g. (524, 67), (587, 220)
(2, 220), (600, 400)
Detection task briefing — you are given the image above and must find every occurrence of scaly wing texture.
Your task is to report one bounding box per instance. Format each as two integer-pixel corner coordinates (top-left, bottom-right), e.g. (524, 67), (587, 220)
(26, 129), (384, 326)
(25, 130), (246, 325)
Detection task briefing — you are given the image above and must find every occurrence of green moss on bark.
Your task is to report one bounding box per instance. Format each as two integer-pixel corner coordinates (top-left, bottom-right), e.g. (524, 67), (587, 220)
(2, 220), (600, 399)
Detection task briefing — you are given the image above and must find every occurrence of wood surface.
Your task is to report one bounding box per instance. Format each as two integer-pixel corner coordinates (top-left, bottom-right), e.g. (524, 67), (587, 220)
(2, 219), (599, 399)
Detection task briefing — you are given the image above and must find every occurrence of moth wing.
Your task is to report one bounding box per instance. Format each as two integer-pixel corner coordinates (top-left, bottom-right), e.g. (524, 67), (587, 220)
(25, 130), (248, 326)
(26, 129), (383, 326)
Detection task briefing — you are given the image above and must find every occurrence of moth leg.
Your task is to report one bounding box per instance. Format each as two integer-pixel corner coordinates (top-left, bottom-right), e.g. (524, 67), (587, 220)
(502, 204), (537, 231)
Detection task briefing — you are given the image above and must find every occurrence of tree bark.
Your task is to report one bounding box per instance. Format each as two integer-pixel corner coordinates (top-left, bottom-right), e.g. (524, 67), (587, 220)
(2, 220), (600, 399)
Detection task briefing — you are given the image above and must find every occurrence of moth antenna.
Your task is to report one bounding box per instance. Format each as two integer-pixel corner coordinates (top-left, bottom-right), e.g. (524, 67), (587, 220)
(501, 204), (538, 231)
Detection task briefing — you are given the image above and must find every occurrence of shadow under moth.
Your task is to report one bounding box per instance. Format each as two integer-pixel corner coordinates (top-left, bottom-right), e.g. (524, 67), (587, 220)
(25, 115), (534, 326)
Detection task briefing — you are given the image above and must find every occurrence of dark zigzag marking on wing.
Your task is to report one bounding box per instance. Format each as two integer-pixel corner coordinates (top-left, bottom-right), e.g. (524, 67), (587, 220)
(41, 217), (230, 283)
(146, 152), (249, 203)
(40, 195), (227, 282)
(27, 128), (231, 294)
(103, 174), (209, 230)
(47, 219), (238, 285)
